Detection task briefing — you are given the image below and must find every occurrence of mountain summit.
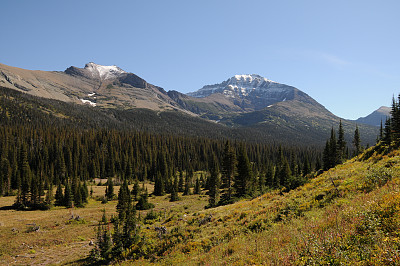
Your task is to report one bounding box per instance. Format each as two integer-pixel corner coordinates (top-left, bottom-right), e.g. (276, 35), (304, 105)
(187, 74), (281, 98)
(185, 74), (319, 112)
(84, 62), (126, 80)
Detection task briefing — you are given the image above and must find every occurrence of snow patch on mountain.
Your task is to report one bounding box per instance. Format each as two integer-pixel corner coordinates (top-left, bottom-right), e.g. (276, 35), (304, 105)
(84, 62), (126, 80)
(81, 99), (96, 107)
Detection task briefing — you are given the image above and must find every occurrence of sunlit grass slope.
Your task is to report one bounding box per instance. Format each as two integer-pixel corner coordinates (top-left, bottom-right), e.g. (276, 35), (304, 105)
(125, 144), (400, 265)
(1, 144), (399, 265)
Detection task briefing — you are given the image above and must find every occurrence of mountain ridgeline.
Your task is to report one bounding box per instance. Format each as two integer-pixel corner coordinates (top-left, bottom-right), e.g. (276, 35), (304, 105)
(0, 63), (378, 146)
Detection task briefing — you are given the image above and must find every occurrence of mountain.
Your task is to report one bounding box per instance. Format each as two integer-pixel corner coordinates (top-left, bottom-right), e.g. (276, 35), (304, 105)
(0, 63), (379, 146)
(0, 62), (182, 112)
(355, 106), (391, 127)
(184, 74), (319, 115)
(181, 74), (379, 145)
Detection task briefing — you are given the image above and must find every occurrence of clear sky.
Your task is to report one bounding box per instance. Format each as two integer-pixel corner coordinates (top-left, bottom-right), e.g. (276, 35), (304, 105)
(1, 0), (399, 119)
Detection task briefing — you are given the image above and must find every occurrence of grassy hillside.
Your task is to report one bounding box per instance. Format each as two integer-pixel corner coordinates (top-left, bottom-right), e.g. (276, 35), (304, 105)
(1, 142), (399, 265)
(123, 143), (400, 265)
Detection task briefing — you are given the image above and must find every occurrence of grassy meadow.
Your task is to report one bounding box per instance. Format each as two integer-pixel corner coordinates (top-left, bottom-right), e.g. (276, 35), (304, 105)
(0, 145), (400, 265)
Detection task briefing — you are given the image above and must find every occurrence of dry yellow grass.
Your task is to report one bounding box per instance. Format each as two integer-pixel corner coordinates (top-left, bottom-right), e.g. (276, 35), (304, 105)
(0, 181), (209, 265)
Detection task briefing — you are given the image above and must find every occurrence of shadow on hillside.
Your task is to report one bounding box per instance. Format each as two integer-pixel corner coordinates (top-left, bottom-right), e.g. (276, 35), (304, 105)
(0, 205), (14, 210)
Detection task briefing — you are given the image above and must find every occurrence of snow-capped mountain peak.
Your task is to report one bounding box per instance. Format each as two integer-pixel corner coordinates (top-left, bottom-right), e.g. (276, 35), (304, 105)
(187, 74), (283, 98)
(84, 62), (126, 80)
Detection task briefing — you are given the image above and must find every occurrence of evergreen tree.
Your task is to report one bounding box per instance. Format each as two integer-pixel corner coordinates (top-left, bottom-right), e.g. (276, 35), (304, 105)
(45, 183), (53, 208)
(183, 173), (191, 196)
(153, 171), (165, 196)
(221, 141), (236, 204)
(170, 179), (180, 202)
(116, 180), (131, 220)
(278, 158), (291, 189)
(74, 183), (83, 207)
(194, 177), (201, 194)
(131, 179), (140, 201)
(378, 119), (383, 142)
(258, 170), (266, 194)
(353, 125), (361, 155)
(234, 146), (254, 197)
(178, 171), (184, 192)
(55, 182), (64, 206)
(63, 182), (73, 208)
(384, 118), (392, 144)
(136, 188), (154, 210)
(208, 154), (221, 208)
(106, 177), (114, 200)
(337, 120), (346, 162)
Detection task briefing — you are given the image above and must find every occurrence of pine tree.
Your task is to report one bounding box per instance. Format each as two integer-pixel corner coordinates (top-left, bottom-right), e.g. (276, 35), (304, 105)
(221, 141), (236, 204)
(384, 118), (392, 144)
(170, 180), (180, 202)
(337, 120), (346, 162)
(258, 170), (266, 194)
(136, 188), (154, 210)
(208, 154), (221, 208)
(45, 183), (53, 208)
(183, 173), (191, 196)
(63, 182), (73, 208)
(116, 180), (131, 220)
(131, 179), (140, 201)
(278, 158), (291, 189)
(55, 182), (64, 206)
(234, 146), (254, 197)
(194, 177), (201, 194)
(106, 177), (114, 200)
(153, 171), (165, 196)
(353, 125), (361, 155)
(178, 171), (184, 192)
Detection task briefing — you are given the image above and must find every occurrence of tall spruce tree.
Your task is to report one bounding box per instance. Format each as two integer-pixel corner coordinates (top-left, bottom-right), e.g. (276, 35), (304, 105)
(234, 145), (254, 197)
(55, 182), (64, 206)
(337, 120), (346, 163)
(208, 154), (221, 208)
(221, 141), (236, 204)
(63, 182), (73, 208)
(106, 177), (114, 200)
(353, 125), (361, 155)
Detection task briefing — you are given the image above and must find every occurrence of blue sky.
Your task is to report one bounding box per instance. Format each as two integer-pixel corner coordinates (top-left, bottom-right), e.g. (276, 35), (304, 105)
(1, 0), (399, 119)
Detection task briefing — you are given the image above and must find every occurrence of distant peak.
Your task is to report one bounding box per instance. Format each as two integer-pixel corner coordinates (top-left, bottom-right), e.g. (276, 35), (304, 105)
(230, 74), (277, 84)
(84, 62), (126, 80)
(187, 74), (285, 98)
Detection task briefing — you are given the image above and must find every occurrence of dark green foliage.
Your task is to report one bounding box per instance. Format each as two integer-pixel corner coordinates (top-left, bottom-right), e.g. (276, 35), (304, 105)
(136, 188), (154, 210)
(63, 182), (73, 208)
(170, 184), (180, 202)
(106, 177), (115, 200)
(178, 171), (184, 192)
(183, 173), (192, 196)
(337, 120), (347, 162)
(221, 140), (236, 204)
(153, 172), (165, 196)
(234, 146), (254, 197)
(55, 183), (64, 206)
(208, 154), (221, 208)
(353, 125), (361, 156)
(194, 177), (201, 195)
(117, 181), (131, 220)
(131, 179), (140, 201)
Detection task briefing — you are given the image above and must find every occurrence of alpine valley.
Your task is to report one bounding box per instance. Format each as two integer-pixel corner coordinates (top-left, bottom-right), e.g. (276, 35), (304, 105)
(0, 62), (378, 146)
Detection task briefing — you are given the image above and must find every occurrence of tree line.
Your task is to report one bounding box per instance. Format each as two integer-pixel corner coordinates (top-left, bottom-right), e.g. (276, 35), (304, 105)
(0, 123), (323, 209)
